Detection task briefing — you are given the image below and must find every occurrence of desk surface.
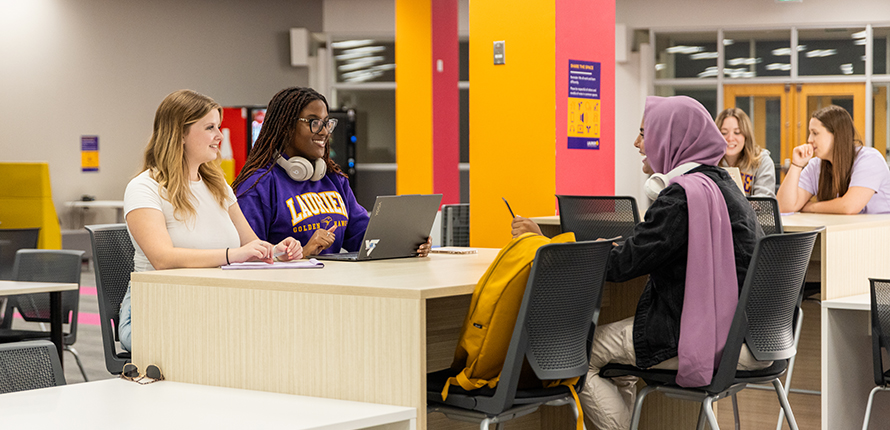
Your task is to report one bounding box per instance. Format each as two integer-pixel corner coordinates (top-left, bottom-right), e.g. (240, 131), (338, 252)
(0, 280), (78, 295)
(0, 379), (416, 429)
(132, 249), (499, 300)
(532, 212), (890, 230)
(823, 292), (871, 311)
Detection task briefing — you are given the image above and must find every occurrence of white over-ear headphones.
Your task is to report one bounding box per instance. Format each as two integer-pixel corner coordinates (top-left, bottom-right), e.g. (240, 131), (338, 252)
(276, 155), (327, 182)
(644, 162), (701, 200)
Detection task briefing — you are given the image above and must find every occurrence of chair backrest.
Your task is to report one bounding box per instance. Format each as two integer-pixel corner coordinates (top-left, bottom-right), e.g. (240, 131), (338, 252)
(85, 223), (134, 374)
(869, 278), (890, 386)
(0, 340), (66, 393)
(746, 196), (783, 235)
(441, 204), (469, 247)
(0, 227), (40, 280)
(710, 229), (820, 393)
(476, 239), (613, 414)
(3, 250), (84, 342)
(557, 195), (640, 242)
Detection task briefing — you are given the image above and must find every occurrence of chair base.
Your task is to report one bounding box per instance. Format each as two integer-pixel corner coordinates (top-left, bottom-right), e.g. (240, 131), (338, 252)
(862, 385), (890, 430)
(429, 396), (584, 430)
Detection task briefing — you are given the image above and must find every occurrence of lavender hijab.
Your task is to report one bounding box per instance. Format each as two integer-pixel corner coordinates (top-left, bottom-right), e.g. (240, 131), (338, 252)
(644, 96), (738, 387)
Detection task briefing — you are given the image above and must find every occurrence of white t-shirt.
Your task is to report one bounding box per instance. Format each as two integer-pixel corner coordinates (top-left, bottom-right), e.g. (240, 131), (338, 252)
(123, 170), (241, 272)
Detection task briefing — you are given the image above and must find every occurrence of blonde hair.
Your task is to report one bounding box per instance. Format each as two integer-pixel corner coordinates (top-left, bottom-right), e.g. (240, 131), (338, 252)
(715, 108), (763, 172)
(141, 89), (228, 222)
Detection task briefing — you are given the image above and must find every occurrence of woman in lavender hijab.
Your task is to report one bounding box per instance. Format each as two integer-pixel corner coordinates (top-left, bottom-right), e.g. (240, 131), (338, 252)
(513, 96), (769, 429)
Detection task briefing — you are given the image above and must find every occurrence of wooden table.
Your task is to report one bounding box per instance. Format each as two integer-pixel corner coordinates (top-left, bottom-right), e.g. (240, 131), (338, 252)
(0, 378), (417, 429)
(131, 251), (499, 430)
(0, 280), (78, 364)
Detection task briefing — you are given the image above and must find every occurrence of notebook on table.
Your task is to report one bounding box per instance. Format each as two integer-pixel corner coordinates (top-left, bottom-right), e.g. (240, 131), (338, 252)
(314, 194), (442, 262)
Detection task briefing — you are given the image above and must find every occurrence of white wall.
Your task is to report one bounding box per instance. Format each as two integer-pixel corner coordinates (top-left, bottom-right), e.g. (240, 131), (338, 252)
(323, 0), (468, 36)
(0, 0), (322, 227)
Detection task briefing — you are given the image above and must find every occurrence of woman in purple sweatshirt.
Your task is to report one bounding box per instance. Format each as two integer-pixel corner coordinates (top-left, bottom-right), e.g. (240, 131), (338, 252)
(233, 87), (431, 257)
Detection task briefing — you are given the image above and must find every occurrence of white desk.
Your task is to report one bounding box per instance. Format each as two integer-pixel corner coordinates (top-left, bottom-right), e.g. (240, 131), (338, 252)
(65, 200), (125, 224)
(0, 378), (416, 429)
(0, 280), (78, 364)
(822, 293), (890, 429)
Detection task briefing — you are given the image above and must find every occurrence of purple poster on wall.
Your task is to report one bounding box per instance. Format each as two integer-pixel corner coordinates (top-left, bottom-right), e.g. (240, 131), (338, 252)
(81, 135), (99, 172)
(567, 60), (601, 150)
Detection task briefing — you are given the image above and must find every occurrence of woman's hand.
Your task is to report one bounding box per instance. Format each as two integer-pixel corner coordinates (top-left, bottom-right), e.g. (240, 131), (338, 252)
(791, 143), (814, 168)
(230, 239), (275, 264)
(415, 236), (432, 257)
(511, 216), (543, 238)
(305, 225), (337, 256)
(274, 237), (303, 261)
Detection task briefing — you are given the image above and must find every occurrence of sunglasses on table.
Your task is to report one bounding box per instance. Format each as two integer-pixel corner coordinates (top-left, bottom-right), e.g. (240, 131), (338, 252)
(121, 363), (165, 385)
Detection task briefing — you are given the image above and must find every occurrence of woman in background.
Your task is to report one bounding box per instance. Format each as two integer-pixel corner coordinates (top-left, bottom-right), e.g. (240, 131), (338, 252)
(715, 108), (776, 197)
(121, 89), (302, 352)
(777, 105), (890, 214)
(233, 86), (431, 257)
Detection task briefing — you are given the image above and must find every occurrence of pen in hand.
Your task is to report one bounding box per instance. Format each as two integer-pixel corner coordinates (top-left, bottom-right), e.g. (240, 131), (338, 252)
(502, 197), (516, 218)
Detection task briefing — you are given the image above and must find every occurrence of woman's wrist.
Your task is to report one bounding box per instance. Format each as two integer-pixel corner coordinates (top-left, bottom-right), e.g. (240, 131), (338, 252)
(791, 161), (806, 169)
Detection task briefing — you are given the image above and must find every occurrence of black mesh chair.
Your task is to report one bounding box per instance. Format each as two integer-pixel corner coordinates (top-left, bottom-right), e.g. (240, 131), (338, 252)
(85, 224), (134, 374)
(0, 227), (40, 280)
(556, 195), (639, 243)
(746, 196), (783, 236)
(0, 340), (66, 394)
(600, 229), (820, 430)
(427, 239), (613, 429)
(441, 204), (470, 247)
(863, 278), (890, 429)
(0, 249), (87, 381)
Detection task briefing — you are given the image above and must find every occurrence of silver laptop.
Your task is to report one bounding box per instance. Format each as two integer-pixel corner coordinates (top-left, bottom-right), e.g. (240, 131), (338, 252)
(315, 194), (442, 262)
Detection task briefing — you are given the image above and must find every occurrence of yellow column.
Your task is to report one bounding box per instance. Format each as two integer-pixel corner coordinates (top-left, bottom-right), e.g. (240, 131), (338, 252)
(469, 1), (557, 247)
(395, 0), (433, 195)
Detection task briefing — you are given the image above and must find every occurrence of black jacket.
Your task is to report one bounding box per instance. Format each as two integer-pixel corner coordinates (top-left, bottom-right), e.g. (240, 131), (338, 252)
(606, 165), (763, 368)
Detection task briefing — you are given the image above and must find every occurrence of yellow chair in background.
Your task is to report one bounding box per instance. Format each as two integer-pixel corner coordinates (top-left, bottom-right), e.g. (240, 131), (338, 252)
(0, 162), (61, 249)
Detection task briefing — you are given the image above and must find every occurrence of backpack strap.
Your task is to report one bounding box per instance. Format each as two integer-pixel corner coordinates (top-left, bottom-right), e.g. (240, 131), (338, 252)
(545, 377), (584, 430)
(441, 370), (500, 400)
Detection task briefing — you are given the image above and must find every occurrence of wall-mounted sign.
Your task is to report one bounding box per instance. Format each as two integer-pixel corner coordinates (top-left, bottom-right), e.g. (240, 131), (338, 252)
(567, 60), (601, 150)
(81, 135), (99, 172)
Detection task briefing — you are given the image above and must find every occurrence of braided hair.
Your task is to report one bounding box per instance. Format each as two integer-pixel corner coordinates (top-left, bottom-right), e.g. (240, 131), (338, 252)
(232, 87), (346, 195)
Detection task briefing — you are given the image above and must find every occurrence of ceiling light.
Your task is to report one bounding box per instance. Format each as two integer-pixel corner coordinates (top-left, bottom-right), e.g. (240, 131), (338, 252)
(727, 57), (762, 66)
(655, 63), (666, 71)
(666, 45), (704, 54)
(852, 30), (867, 39)
(337, 57), (385, 71)
(690, 52), (718, 60)
(765, 63), (792, 71)
(806, 49), (837, 58)
(840, 63), (854, 75)
(331, 39), (375, 49)
(854, 39), (867, 45)
(723, 39), (735, 46)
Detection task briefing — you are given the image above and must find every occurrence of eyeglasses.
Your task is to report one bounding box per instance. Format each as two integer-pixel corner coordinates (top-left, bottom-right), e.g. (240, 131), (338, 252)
(298, 117), (338, 134)
(121, 363), (165, 385)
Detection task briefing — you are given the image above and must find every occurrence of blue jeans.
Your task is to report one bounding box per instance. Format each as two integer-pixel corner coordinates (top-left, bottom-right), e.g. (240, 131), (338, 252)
(119, 283), (132, 352)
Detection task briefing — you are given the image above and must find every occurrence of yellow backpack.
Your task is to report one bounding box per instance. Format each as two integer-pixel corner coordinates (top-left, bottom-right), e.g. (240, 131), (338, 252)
(444, 232), (583, 429)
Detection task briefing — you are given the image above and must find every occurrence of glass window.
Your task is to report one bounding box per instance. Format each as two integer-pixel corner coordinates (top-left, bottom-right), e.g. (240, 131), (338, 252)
(723, 30), (792, 79)
(332, 39), (395, 83)
(797, 28), (867, 76)
(655, 32), (718, 79)
(655, 86), (718, 117)
(874, 27), (889, 76)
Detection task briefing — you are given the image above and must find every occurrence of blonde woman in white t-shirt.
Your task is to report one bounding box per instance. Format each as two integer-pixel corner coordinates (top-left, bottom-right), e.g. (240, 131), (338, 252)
(119, 90), (303, 351)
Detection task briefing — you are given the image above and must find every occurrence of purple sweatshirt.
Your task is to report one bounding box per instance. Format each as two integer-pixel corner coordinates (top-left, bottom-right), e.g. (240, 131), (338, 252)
(235, 165), (369, 254)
